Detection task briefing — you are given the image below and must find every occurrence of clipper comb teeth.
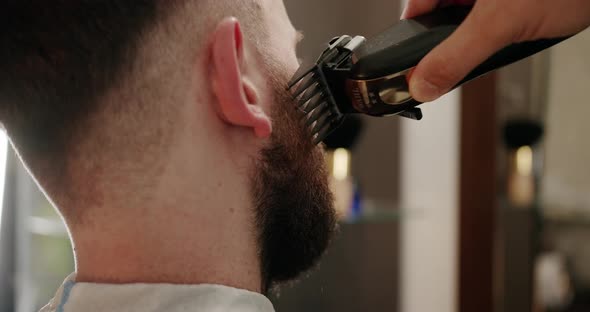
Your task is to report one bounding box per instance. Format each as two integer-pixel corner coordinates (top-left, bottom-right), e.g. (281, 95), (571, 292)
(288, 35), (362, 145)
(288, 63), (343, 145)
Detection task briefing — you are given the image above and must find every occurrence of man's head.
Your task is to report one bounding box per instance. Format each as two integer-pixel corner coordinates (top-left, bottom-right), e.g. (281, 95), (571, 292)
(0, 0), (335, 291)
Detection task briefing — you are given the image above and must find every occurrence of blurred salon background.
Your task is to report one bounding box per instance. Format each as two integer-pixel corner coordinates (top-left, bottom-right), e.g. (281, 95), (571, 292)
(1, 1), (590, 311)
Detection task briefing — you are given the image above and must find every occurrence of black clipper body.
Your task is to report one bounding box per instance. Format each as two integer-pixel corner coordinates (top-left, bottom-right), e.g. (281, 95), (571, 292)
(288, 6), (567, 144)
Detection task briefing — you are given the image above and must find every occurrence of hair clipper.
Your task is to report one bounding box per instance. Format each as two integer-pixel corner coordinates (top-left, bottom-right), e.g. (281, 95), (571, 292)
(288, 6), (567, 144)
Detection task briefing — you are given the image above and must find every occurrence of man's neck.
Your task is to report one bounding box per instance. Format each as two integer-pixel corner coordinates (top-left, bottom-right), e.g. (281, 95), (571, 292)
(71, 204), (262, 292)
(68, 157), (262, 292)
(62, 118), (264, 292)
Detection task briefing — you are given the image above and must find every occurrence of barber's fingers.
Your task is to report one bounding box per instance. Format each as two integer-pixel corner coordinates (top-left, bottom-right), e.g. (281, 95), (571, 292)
(402, 0), (439, 19)
(408, 2), (513, 102)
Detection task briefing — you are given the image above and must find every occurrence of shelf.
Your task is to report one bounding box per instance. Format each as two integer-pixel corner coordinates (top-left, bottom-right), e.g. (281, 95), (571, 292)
(542, 207), (590, 227)
(339, 206), (422, 224)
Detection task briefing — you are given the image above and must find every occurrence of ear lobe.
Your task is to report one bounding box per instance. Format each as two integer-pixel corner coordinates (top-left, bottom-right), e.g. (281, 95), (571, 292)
(210, 17), (272, 139)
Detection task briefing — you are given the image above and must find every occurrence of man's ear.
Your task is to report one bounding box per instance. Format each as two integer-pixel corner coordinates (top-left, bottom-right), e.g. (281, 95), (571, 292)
(210, 17), (272, 139)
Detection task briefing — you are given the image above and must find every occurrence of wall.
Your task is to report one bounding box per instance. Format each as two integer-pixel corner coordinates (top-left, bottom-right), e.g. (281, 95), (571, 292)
(397, 2), (460, 312)
(542, 29), (590, 215)
(541, 29), (590, 289)
(399, 92), (460, 312)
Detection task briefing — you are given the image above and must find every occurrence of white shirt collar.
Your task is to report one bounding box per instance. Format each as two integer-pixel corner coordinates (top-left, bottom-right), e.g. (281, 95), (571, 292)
(40, 274), (275, 312)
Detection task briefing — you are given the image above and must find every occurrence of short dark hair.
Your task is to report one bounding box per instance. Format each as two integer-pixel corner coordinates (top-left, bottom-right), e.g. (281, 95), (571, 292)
(0, 1), (171, 168)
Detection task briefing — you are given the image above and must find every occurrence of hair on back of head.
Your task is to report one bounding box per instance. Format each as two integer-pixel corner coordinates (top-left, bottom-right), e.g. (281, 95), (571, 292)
(0, 1), (270, 219)
(0, 1), (173, 162)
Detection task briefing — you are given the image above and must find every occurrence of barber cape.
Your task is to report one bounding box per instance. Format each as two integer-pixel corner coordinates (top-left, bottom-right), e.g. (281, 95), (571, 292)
(40, 274), (275, 312)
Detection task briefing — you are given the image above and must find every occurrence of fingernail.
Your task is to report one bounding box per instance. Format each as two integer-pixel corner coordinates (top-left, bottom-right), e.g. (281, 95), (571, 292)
(410, 77), (442, 102)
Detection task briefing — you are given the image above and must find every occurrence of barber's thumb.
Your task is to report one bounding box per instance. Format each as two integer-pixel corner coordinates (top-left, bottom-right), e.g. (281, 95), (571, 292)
(408, 40), (471, 102)
(407, 66), (451, 103)
(408, 17), (510, 102)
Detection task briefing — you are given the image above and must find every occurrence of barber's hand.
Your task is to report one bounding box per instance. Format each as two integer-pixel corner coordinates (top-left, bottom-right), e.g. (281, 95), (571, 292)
(403, 0), (590, 102)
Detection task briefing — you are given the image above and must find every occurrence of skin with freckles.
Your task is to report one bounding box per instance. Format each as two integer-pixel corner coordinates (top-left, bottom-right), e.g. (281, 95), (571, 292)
(402, 0), (590, 102)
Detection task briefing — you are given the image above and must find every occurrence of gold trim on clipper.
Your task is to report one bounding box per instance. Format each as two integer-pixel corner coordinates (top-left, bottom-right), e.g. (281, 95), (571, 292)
(345, 69), (414, 115)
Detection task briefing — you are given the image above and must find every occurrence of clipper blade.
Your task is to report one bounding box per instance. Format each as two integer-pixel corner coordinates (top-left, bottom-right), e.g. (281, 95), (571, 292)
(288, 64), (344, 145)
